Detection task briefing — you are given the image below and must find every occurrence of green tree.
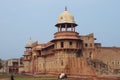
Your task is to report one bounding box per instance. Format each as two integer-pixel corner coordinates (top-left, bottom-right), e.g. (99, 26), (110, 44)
(0, 59), (3, 69)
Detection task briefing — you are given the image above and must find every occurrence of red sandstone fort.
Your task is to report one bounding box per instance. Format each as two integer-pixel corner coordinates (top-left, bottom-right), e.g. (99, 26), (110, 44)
(23, 8), (120, 77)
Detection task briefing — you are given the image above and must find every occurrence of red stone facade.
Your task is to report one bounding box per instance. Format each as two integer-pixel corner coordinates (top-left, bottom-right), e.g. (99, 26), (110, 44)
(23, 9), (120, 76)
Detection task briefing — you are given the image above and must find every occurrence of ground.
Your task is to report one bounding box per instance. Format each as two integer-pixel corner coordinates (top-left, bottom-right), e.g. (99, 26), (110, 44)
(0, 73), (120, 80)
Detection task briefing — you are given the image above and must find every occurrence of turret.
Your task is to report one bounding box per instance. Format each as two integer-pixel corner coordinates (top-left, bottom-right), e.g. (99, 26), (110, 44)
(23, 38), (33, 61)
(55, 7), (77, 32)
(25, 38), (33, 50)
(53, 7), (80, 40)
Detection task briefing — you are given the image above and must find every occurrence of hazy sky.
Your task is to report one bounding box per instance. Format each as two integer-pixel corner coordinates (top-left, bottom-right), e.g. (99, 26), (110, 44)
(0, 0), (120, 60)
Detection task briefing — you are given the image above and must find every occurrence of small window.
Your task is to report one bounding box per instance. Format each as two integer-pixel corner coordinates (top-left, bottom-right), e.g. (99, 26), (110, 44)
(61, 42), (64, 48)
(118, 61), (119, 64)
(69, 41), (72, 45)
(61, 60), (63, 66)
(20, 62), (23, 65)
(85, 43), (88, 47)
(69, 41), (72, 48)
(112, 61), (115, 64)
(89, 52), (92, 58)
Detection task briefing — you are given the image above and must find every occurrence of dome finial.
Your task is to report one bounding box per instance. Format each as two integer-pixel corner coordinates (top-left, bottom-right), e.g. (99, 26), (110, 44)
(65, 6), (67, 11)
(25, 37), (33, 48)
(30, 37), (31, 40)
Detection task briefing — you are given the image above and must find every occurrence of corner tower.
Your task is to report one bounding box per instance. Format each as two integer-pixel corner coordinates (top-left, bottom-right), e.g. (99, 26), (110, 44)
(23, 38), (33, 73)
(52, 8), (83, 74)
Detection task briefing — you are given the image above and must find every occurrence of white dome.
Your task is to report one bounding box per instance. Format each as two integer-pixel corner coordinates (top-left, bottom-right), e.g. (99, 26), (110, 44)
(25, 39), (33, 48)
(58, 10), (75, 24)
